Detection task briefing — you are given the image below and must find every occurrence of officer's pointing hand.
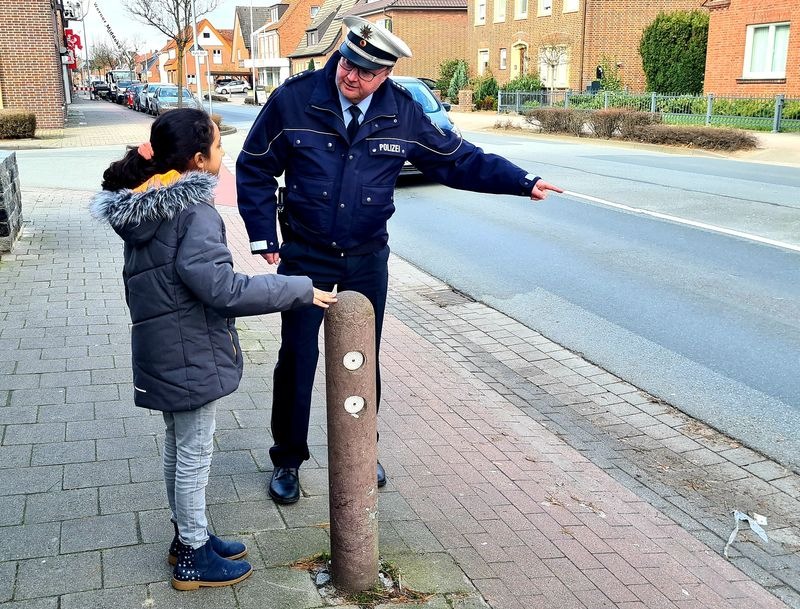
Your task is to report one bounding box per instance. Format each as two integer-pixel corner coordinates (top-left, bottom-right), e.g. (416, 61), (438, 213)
(530, 180), (563, 201)
(262, 252), (280, 265)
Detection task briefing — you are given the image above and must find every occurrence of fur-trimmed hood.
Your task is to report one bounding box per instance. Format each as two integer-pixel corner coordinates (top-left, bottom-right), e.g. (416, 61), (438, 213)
(90, 171), (217, 245)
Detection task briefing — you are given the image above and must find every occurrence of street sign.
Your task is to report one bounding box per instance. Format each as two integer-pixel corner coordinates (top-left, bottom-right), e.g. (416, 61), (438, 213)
(190, 49), (208, 57)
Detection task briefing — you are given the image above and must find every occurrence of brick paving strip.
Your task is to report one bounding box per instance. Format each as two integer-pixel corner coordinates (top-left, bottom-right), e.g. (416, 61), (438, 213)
(0, 187), (796, 607)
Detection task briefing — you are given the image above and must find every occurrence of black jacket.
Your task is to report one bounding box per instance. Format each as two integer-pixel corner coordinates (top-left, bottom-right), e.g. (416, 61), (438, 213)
(237, 52), (540, 255)
(90, 171), (313, 412)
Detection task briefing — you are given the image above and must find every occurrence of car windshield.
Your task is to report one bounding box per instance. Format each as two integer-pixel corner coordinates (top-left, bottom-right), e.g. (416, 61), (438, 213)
(159, 88), (193, 99)
(398, 81), (439, 113)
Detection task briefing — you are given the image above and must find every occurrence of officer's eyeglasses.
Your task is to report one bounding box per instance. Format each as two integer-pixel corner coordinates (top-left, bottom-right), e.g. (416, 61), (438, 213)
(339, 57), (385, 83)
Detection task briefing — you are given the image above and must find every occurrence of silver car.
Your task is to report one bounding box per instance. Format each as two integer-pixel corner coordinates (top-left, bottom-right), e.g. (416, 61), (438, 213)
(151, 86), (203, 116)
(215, 79), (251, 94)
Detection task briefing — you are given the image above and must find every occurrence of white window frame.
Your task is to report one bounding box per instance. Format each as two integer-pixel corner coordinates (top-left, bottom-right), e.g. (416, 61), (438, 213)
(310, 6), (320, 17)
(537, 0), (552, 16)
(212, 49), (222, 65)
(563, 0), (579, 13)
(743, 22), (790, 79)
(475, 0), (486, 24)
(499, 47), (507, 70)
(494, 0), (506, 22)
(515, 0), (527, 19)
(477, 49), (490, 75)
(539, 45), (569, 88)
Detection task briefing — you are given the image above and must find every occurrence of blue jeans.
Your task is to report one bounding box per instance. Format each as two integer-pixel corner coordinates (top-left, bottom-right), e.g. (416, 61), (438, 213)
(162, 400), (217, 549)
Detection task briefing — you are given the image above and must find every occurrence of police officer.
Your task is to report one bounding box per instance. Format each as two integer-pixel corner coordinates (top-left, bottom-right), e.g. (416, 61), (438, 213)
(237, 16), (562, 505)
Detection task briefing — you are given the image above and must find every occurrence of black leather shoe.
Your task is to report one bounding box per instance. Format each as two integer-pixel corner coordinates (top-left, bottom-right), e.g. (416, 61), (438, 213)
(377, 461), (387, 488)
(269, 467), (300, 504)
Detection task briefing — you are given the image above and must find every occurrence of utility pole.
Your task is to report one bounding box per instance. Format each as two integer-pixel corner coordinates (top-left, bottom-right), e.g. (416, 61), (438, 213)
(190, 0), (205, 108)
(250, 0), (259, 106)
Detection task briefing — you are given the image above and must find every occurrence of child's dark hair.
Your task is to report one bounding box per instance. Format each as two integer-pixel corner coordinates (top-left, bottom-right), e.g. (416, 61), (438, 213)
(102, 109), (215, 191)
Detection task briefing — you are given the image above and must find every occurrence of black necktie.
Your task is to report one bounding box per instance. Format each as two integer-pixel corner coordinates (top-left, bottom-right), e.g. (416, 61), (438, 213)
(347, 105), (361, 142)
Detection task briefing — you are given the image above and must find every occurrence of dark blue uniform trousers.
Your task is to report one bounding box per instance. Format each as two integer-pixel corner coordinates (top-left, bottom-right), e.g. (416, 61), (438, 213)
(271, 241), (390, 468)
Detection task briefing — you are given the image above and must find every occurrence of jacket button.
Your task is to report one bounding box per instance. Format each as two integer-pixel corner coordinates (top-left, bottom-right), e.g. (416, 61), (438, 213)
(295, 139), (301, 144)
(331, 242), (337, 247)
(348, 155), (354, 160)
(327, 142), (332, 148)
(322, 191), (328, 196)
(366, 197), (372, 203)
(372, 148), (377, 153)
(339, 203), (345, 208)
(393, 119), (397, 123)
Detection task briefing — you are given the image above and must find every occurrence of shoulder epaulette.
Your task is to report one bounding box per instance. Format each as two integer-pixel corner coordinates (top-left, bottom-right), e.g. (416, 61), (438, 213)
(284, 69), (315, 85)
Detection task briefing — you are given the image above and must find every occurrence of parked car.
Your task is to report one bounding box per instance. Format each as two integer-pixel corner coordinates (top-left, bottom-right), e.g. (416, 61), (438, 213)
(390, 76), (460, 175)
(215, 79), (250, 94)
(150, 86), (203, 115)
(126, 83), (145, 110)
(114, 80), (136, 104)
(89, 79), (110, 100)
(137, 83), (169, 114)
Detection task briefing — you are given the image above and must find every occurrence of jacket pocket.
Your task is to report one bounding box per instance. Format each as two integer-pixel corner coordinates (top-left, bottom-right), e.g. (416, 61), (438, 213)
(285, 176), (336, 236)
(350, 183), (396, 238)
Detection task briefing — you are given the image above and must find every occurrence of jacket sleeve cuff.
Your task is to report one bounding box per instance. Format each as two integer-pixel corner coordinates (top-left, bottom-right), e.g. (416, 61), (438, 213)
(519, 173), (541, 195)
(250, 240), (277, 254)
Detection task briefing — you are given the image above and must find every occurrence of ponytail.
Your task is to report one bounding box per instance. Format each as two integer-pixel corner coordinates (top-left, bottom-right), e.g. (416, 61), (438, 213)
(100, 108), (215, 191)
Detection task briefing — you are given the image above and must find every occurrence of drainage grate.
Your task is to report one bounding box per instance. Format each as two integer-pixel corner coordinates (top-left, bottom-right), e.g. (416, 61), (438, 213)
(420, 288), (475, 307)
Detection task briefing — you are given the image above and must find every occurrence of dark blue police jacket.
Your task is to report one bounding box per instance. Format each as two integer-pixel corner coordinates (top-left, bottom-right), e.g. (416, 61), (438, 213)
(236, 52), (540, 254)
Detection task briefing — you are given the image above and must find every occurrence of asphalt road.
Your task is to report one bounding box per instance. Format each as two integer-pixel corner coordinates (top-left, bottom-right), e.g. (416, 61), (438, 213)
(390, 134), (800, 470)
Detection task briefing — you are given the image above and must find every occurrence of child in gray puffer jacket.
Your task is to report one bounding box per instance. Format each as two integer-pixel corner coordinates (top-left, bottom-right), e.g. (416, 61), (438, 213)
(91, 109), (336, 591)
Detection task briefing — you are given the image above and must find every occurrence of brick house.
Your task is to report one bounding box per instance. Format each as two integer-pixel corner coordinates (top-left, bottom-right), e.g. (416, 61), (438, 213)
(161, 19), (250, 93)
(343, 0), (468, 80)
(466, 0), (704, 91)
(703, 0), (798, 97)
(288, 0), (358, 74)
(249, 0), (322, 87)
(0, 0), (68, 129)
(231, 6), (270, 85)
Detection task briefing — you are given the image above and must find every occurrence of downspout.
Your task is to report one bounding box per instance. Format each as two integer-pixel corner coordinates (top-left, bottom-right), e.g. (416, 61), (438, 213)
(578, 0), (588, 91)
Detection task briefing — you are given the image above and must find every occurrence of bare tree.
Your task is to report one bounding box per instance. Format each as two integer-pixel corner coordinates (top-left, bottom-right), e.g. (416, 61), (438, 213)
(125, 0), (219, 104)
(539, 33), (571, 97)
(91, 41), (118, 76)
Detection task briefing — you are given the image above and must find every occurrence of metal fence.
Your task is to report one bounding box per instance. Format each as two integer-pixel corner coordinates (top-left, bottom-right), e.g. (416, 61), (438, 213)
(497, 90), (800, 133)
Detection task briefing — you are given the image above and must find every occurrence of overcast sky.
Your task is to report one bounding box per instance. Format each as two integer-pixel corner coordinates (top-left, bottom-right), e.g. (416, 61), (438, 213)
(73, 0), (279, 54)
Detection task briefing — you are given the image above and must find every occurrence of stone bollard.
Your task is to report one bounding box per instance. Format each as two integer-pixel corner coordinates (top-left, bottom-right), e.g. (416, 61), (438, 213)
(324, 290), (379, 594)
(0, 151), (22, 252)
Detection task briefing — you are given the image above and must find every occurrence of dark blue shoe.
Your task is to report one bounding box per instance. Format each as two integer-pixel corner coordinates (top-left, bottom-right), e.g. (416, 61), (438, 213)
(169, 520), (247, 566)
(377, 461), (387, 488)
(171, 538), (253, 591)
(268, 467), (300, 504)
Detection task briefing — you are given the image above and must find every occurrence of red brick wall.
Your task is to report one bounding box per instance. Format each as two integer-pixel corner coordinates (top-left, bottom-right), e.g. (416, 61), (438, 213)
(390, 10), (468, 80)
(704, 0), (798, 96)
(0, 0), (66, 128)
(467, 0), (704, 91)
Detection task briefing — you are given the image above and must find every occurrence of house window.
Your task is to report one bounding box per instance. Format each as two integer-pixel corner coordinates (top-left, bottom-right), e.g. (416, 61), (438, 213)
(307, 31), (318, 45)
(213, 49), (222, 64)
(169, 49), (176, 59)
(494, 0), (506, 22)
(499, 48), (507, 70)
(203, 32), (210, 38)
(478, 49), (489, 75)
(381, 18), (392, 32)
(538, 0), (551, 16)
(743, 22), (790, 78)
(475, 0), (486, 24)
(269, 6), (278, 22)
(310, 6), (319, 17)
(563, 0), (578, 12)
(515, 0), (527, 19)
(494, 0), (505, 21)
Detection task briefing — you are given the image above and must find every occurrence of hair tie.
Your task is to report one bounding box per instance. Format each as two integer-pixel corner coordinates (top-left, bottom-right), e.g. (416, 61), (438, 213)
(137, 142), (154, 161)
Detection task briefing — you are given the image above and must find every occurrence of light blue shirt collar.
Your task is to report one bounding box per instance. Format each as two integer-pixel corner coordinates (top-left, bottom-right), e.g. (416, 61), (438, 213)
(338, 90), (372, 126)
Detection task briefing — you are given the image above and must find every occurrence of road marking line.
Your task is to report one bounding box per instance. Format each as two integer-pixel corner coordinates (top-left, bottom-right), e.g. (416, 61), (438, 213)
(563, 190), (800, 254)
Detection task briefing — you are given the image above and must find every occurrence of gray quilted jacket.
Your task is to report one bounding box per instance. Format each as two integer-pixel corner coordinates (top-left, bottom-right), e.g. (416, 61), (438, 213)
(90, 171), (313, 412)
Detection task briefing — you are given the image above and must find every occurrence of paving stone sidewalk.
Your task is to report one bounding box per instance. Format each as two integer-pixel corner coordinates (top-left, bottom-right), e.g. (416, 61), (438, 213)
(1, 184), (797, 609)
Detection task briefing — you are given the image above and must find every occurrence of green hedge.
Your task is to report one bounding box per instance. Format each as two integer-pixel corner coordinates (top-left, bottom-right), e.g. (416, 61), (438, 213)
(0, 110), (36, 139)
(639, 10), (709, 94)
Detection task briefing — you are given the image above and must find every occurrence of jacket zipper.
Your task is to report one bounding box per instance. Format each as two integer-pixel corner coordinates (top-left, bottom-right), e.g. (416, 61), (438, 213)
(227, 326), (237, 359)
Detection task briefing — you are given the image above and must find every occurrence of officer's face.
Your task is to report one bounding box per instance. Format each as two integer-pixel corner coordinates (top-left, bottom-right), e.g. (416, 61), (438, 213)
(336, 57), (391, 104)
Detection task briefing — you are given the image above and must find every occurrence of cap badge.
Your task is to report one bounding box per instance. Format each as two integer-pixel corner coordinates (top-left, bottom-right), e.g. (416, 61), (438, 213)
(359, 24), (372, 40)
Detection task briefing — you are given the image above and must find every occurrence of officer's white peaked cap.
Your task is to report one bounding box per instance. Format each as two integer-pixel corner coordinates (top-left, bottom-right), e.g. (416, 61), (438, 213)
(339, 16), (412, 71)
